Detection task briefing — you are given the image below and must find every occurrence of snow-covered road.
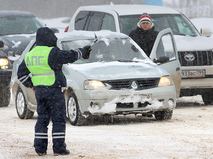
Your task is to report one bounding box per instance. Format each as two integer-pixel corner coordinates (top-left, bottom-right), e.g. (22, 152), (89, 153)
(0, 98), (213, 159)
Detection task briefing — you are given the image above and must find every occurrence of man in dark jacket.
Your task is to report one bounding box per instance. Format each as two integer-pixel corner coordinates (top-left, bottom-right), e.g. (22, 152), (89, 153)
(17, 27), (91, 156)
(129, 13), (158, 57)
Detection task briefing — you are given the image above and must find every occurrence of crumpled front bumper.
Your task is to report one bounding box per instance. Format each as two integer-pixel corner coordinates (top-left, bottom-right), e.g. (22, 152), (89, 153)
(75, 85), (176, 115)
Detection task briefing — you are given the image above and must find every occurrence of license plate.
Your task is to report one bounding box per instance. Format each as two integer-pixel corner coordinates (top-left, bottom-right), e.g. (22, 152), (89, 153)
(119, 94), (152, 101)
(181, 69), (205, 78)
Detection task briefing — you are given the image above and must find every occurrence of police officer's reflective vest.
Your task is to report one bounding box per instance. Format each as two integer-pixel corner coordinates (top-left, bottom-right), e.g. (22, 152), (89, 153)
(25, 46), (55, 86)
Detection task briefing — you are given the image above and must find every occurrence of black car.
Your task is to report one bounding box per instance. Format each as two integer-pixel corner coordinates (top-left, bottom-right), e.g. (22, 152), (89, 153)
(0, 43), (12, 107)
(0, 10), (44, 107)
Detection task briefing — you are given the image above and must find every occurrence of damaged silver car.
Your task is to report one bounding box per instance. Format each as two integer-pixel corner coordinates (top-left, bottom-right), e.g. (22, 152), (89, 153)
(11, 29), (181, 126)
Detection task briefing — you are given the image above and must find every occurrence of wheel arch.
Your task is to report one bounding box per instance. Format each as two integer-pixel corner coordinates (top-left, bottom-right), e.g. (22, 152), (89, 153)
(64, 87), (75, 117)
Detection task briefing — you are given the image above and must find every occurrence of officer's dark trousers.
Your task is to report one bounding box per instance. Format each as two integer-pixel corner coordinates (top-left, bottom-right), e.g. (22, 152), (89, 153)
(34, 87), (67, 154)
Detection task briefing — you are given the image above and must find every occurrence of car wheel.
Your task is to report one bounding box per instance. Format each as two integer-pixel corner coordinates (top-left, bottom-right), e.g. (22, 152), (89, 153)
(154, 110), (173, 120)
(0, 87), (10, 107)
(67, 92), (86, 126)
(201, 92), (213, 105)
(15, 88), (34, 119)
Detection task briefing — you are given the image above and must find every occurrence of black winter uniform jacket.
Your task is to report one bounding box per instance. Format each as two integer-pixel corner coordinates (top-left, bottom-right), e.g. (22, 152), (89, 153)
(129, 25), (158, 57)
(18, 27), (85, 88)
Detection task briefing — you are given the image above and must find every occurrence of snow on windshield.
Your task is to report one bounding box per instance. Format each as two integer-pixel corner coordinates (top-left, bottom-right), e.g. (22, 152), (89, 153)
(62, 37), (147, 63)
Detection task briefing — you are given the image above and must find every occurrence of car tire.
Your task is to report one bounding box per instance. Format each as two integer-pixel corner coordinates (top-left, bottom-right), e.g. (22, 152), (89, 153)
(0, 87), (10, 107)
(154, 109), (173, 120)
(201, 92), (213, 105)
(67, 92), (86, 126)
(15, 88), (34, 119)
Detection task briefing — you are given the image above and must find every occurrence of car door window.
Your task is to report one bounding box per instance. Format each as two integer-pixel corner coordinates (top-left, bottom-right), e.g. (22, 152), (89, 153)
(156, 34), (176, 61)
(86, 12), (104, 31)
(150, 29), (181, 98)
(75, 11), (90, 30)
(101, 14), (116, 32)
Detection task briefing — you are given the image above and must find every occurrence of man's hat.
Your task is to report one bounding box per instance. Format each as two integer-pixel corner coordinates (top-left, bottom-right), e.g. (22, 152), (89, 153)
(139, 13), (151, 24)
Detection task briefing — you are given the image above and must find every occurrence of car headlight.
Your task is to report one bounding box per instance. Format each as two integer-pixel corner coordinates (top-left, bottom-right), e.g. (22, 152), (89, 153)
(0, 58), (9, 69)
(84, 80), (106, 90)
(158, 76), (172, 87)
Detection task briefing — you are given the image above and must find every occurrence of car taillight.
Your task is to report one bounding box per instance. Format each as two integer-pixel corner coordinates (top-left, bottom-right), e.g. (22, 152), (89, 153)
(64, 26), (69, 32)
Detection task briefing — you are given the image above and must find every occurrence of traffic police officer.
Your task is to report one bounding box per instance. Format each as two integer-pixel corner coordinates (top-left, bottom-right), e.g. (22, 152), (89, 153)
(17, 27), (91, 156)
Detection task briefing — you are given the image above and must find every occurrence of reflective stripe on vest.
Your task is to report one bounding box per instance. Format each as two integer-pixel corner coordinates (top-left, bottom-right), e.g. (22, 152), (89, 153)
(24, 46), (55, 86)
(32, 71), (54, 77)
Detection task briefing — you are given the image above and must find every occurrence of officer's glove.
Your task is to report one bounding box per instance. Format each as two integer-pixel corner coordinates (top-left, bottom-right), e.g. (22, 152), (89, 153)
(82, 45), (91, 59)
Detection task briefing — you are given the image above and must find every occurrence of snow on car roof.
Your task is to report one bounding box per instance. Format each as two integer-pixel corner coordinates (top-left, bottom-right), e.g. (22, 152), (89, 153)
(56, 30), (129, 41)
(0, 10), (36, 17)
(79, 4), (180, 16)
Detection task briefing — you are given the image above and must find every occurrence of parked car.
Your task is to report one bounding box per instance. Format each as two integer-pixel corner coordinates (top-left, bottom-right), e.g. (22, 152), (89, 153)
(66, 4), (213, 105)
(0, 10), (45, 107)
(0, 10), (45, 60)
(11, 29), (181, 125)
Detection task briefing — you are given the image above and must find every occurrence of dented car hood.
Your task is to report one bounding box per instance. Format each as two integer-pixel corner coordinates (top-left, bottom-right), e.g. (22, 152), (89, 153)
(65, 61), (169, 81)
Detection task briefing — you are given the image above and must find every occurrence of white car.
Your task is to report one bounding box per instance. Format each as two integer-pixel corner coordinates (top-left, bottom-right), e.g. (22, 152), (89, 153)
(11, 30), (181, 126)
(66, 4), (213, 105)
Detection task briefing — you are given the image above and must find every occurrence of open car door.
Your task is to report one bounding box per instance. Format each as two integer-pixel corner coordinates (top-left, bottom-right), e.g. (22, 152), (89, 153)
(150, 28), (181, 98)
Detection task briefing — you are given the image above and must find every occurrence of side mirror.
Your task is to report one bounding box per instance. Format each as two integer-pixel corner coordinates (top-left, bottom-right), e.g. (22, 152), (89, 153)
(0, 40), (4, 48)
(201, 28), (212, 37)
(153, 56), (169, 64)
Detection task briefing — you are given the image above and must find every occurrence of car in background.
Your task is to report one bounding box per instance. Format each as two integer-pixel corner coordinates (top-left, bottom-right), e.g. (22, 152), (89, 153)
(66, 4), (213, 105)
(0, 10), (45, 107)
(0, 41), (12, 107)
(11, 29), (181, 126)
(0, 10), (45, 60)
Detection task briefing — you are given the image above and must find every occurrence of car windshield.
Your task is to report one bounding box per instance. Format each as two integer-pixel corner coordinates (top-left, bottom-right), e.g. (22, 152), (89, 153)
(120, 14), (199, 36)
(61, 37), (147, 64)
(0, 16), (43, 35)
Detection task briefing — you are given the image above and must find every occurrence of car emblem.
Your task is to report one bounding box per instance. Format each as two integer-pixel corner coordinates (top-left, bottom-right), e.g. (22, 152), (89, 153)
(184, 53), (195, 62)
(131, 81), (138, 90)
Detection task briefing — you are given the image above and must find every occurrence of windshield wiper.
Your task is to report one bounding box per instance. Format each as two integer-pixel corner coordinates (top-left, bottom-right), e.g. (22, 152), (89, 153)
(188, 35), (197, 37)
(118, 60), (139, 62)
(175, 33), (186, 36)
(118, 60), (133, 62)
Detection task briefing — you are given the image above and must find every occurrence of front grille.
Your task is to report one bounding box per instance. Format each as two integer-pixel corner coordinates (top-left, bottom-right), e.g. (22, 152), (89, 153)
(103, 78), (159, 90)
(13, 50), (23, 55)
(8, 50), (23, 56)
(178, 51), (213, 66)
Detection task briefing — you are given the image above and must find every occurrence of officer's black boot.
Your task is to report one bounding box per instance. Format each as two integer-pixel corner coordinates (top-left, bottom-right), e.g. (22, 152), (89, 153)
(37, 152), (47, 156)
(54, 149), (70, 156)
